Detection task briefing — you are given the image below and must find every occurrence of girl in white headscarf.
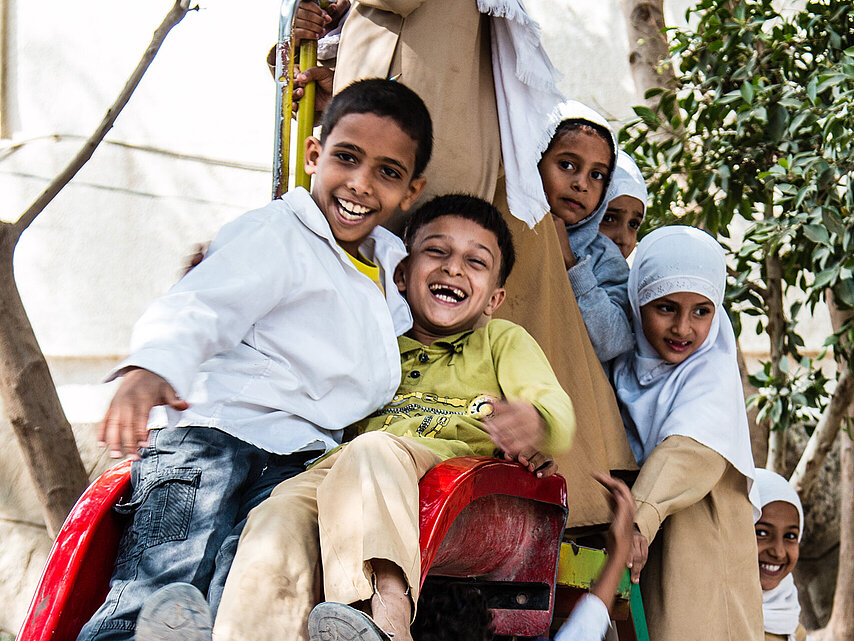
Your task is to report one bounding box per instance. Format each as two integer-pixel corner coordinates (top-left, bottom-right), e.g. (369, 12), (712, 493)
(755, 469), (812, 641)
(539, 101), (633, 363)
(611, 225), (764, 641)
(599, 151), (647, 259)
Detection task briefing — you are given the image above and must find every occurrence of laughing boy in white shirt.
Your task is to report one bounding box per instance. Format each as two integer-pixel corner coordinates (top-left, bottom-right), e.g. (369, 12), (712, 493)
(76, 78), (430, 641)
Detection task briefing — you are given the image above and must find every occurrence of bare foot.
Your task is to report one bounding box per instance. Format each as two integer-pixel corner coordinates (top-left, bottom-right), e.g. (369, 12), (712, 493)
(369, 559), (413, 641)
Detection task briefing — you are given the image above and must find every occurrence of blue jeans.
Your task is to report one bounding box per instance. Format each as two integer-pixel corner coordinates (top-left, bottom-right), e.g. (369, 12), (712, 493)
(76, 426), (317, 641)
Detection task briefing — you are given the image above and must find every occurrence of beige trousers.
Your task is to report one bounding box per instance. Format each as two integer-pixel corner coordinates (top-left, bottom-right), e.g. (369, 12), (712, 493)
(212, 432), (442, 641)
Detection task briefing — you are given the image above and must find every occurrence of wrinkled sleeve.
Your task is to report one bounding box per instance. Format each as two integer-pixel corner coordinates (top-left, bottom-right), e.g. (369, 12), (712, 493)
(491, 322), (575, 455)
(108, 214), (296, 399)
(568, 253), (634, 362)
(631, 435), (727, 544)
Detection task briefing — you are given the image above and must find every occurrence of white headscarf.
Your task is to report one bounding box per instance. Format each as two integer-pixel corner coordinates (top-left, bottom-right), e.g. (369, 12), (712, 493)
(611, 226), (760, 516)
(540, 100), (618, 258)
(756, 469), (805, 639)
(606, 151), (648, 215)
(482, 0), (565, 228)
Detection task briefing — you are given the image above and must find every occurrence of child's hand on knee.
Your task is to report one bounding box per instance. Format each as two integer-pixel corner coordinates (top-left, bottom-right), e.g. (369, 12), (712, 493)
(98, 368), (189, 460)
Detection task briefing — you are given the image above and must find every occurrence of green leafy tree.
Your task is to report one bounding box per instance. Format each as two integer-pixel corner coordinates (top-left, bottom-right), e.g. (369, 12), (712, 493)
(619, 1), (854, 636)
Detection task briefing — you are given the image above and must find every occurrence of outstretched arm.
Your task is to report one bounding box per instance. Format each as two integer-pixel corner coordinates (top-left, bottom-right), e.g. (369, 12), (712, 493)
(553, 474), (635, 641)
(98, 368), (189, 459)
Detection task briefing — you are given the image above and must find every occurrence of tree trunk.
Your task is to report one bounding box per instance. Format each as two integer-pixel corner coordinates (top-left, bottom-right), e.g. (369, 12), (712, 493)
(791, 292), (854, 502)
(0, 225), (89, 536)
(618, 0), (675, 105)
(818, 431), (854, 640)
(0, 0), (194, 536)
(765, 250), (787, 473)
(809, 292), (854, 640)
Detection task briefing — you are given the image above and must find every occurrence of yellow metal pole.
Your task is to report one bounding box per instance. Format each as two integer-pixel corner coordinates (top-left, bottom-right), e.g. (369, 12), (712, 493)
(294, 39), (317, 191)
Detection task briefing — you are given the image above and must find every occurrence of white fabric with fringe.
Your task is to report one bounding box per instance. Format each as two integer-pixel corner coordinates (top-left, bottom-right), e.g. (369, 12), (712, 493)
(480, 0), (564, 228)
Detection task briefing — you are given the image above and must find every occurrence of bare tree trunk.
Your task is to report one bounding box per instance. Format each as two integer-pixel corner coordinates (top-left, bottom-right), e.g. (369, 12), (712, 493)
(618, 0), (675, 105)
(0, 225), (88, 537)
(0, 0), (194, 536)
(738, 343), (768, 465)
(812, 430), (854, 641)
(791, 293), (854, 502)
(808, 292), (854, 640)
(765, 250), (787, 473)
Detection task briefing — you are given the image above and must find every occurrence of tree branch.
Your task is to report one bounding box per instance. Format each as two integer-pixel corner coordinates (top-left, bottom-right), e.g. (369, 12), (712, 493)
(765, 246), (787, 473)
(790, 368), (854, 503)
(727, 265), (768, 301)
(12, 0), (195, 238)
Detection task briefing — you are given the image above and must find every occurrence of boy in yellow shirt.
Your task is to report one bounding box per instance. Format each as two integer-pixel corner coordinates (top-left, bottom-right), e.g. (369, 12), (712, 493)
(210, 194), (576, 641)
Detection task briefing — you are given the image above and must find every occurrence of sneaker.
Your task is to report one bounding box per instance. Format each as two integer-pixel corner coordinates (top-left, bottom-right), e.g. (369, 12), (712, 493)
(308, 602), (392, 641)
(135, 582), (213, 641)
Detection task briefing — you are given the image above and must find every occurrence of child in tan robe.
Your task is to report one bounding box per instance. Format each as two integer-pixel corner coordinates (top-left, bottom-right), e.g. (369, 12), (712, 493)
(611, 226), (764, 641)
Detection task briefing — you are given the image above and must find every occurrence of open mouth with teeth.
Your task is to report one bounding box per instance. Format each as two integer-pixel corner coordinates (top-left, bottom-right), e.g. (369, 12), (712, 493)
(336, 197), (374, 221)
(759, 562), (784, 574)
(664, 338), (692, 351)
(429, 283), (467, 304)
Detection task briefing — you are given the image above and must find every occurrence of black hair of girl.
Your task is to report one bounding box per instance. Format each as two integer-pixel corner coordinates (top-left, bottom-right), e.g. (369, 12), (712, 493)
(545, 118), (617, 212)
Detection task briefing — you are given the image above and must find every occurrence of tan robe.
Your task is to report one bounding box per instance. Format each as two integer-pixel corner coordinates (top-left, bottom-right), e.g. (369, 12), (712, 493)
(335, 0), (636, 527)
(633, 435), (764, 641)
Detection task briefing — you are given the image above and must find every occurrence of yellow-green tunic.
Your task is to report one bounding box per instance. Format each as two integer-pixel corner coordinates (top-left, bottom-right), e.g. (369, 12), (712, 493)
(354, 318), (575, 460)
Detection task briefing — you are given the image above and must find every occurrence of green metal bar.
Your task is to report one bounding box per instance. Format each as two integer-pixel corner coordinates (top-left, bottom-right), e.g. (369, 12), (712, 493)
(629, 581), (650, 641)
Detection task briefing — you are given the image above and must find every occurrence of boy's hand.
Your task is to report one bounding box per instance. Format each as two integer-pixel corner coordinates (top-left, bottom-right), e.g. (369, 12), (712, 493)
(483, 400), (546, 465)
(292, 66), (335, 114)
(509, 451), (557, 478)
(594, 473), (634, 566)
(293, 0), (350, 42)
(293, 1), (327, 42)
(98, 368), (189, 460)
(629, 528), (649, 584)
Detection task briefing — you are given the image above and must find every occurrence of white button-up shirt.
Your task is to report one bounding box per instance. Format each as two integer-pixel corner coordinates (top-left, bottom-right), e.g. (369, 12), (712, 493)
(110, 187), (411, 455)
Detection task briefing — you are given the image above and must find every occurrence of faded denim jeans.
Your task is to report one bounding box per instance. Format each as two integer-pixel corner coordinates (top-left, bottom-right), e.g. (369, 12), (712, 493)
(76, 426), (317, 641)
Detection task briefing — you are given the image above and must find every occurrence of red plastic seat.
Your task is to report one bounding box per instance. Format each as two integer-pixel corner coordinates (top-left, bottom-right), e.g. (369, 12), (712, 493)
(18, 457), (567, 641)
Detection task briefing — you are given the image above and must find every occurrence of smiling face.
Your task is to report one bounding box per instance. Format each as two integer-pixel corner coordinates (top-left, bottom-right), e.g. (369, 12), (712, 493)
(640, 292), (715, 364)
(600, 195), (644, 258)
(538, 129), (612, 226)
(394, 215), (506, 345)
(756, 500), (801, 591)
(306, 112), (425, 256)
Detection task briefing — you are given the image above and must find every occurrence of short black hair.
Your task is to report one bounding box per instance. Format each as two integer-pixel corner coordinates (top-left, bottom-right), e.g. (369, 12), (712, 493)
(320, 78), (433, 178)
(403, 194), (515, 286)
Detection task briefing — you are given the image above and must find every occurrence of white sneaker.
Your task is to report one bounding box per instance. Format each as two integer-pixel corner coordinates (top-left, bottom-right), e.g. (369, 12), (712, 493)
(135, 583), (212, 641)
(308, 602), (393, 641)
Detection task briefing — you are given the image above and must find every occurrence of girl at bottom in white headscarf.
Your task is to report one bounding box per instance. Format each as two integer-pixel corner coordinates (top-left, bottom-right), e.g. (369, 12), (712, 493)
(611, 225), (764, 641)
(755, 469), (813, 641)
